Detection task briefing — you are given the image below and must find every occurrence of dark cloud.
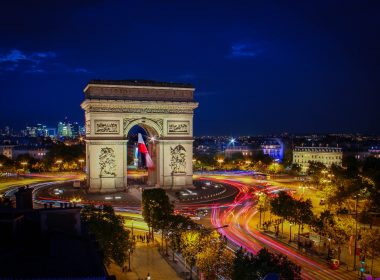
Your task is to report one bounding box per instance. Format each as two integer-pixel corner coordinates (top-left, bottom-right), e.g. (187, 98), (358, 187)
(229, 43), (262, 58)
(0, 49), (89, 75)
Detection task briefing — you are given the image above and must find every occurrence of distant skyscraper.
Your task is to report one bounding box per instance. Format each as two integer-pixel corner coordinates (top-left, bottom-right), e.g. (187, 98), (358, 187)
(57, 121), (72, 138)
(36, 123), (48, 137)
(71, 122), (80, 138)
(25, 126), (37, 137)
(4, 126), (10, 136)
(47, 128), (57, 138)
(79, 125), (85, 136)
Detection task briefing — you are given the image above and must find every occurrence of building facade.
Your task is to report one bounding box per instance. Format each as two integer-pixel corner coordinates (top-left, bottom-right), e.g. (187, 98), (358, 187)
(293, 146), (342, 172)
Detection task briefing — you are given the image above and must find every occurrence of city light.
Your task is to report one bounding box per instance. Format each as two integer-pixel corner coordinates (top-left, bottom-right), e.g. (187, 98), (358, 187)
(69, 197), (82, 203)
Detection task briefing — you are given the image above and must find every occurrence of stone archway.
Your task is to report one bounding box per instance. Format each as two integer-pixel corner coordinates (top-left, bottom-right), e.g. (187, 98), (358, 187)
(81, 80), (198, 193)
(123, 118), (161, 187)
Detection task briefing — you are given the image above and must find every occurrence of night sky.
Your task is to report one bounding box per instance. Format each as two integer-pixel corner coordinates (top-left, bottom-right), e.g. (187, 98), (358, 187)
(1, 1), (379, 135)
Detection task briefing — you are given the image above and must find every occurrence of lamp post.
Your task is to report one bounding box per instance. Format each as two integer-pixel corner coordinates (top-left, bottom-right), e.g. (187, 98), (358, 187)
(55, 159), (63, 171)
(78, 159), (84, 171)
(257, 192), (266, 227)
(353, 195), (359, 271)
(289, 223), (293, 242)
(298, 185), (307, 198)
(127, 248), (132, 272)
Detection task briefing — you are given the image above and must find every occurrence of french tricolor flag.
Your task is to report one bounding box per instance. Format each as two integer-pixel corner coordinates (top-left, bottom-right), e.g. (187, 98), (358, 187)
(138, 133), (154, 169)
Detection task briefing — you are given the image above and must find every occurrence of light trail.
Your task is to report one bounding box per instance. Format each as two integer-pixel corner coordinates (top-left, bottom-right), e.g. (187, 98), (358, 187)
(206, 176), (356, 280)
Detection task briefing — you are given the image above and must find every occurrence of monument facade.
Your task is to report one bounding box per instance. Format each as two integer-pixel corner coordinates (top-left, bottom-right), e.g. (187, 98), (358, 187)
(81, 80), (198, 193)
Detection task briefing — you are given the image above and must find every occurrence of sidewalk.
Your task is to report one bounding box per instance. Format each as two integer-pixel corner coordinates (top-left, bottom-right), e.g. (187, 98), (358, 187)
(108, 240), (182, 280)
(256, 218), (380, 279)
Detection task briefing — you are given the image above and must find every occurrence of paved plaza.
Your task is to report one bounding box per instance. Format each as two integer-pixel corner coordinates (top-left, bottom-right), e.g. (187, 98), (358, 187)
(108, 236), (182, 280)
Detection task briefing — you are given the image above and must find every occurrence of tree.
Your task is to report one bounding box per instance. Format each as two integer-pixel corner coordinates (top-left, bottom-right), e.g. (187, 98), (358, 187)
(181, 230), (205, 280)
(43, 142), (85, 171)
(142, 188), (174, 241)
(166, 215), (196, 261)
(0, 195), (13, 208)
(0, 155), (15, 172)
(81, 205), (133, 268)
(251, 151), (273, 165)
(324, 215), (355, 261)
(270, 191), (293, 233)
(268, 162), (284, 174)
(360, 228), (380, 275)
(307, 161), (326, 188)
(232, 248), (301, 280)
(282, 148), (293, 168)
(232, 247), (251, 280)
(311, 210), (334, 238)
(288, 199), (313, 249)
(290, 163), (302, 176)
(196, 231), (234, 280)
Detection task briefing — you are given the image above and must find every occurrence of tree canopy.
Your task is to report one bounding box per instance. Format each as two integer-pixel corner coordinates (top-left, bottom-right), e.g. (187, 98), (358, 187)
(232, 248), (301, 280)
(81, 205), (133, 268)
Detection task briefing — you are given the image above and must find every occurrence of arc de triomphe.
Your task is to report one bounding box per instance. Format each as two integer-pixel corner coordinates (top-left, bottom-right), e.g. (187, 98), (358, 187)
(81, 80), (198, 193)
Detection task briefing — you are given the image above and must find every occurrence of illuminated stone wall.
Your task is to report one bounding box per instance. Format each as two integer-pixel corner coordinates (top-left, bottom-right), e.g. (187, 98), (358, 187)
(293, 146), (343, 172)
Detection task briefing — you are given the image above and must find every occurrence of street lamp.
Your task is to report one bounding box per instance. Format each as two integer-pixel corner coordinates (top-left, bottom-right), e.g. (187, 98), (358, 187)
(217, 158), (224, 169)
(21, 161), (27, 171)
(298, 185), (308, 197)
(127, 248), (132, 272)
(55, 159), (63, 171)
(289, 223), (293, 242)
(353, 194), (359, 271)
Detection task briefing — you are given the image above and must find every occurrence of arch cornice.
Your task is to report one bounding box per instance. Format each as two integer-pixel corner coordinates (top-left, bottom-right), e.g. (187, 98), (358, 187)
(81, 99), (198, 114)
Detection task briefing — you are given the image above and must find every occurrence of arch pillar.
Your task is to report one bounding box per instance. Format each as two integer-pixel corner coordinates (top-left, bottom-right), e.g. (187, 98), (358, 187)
(156, 138), (194, 189)
(86, 138), (128, 193)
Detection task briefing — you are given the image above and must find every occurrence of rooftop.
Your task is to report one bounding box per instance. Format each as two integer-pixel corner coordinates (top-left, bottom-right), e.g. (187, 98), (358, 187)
(84, 79), (196, 103)
(294, 146), (342, 152)
(88, 79), (194, 89)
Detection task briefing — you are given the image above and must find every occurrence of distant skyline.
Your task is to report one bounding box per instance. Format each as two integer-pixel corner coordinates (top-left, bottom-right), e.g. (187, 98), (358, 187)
(1, 1), (380, 135)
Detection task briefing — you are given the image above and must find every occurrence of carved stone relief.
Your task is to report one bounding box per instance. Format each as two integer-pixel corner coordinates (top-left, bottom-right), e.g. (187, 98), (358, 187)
(85, 120), (91, 135)
(167, 121), (190, 134)
(90, 106), (194, 114)
(95, 120), (120, 134)
(169, 145), (186, 174)
(99, 147), (116, 177)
